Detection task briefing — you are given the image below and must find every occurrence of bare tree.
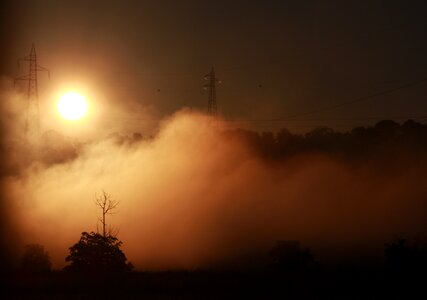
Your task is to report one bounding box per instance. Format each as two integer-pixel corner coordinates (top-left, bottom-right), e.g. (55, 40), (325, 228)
(95, 191), (119, 237)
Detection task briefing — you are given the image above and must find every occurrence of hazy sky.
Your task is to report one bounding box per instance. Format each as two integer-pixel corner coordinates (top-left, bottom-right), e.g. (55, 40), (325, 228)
(2, 1), (427, 271)
(2, 0), (427, 133)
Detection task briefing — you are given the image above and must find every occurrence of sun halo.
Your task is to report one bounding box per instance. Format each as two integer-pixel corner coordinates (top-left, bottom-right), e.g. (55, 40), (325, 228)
(57, 92), (88, 121)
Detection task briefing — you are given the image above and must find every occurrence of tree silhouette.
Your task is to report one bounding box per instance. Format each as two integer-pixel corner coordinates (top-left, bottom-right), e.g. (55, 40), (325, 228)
(64, 231), (133, 274)
(384, 238), (425, 273)
(95, 191), (119, 237)
(65, 192), (132, 274)
(21, 244), (52, 274)
(270, 240), (313, 271)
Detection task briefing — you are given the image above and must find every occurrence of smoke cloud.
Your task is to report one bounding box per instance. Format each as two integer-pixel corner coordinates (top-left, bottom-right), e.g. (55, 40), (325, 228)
(2, 83), (427, 271)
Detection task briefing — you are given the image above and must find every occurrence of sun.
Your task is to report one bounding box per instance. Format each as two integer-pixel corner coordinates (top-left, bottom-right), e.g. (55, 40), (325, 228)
(57, 92), (88, 120)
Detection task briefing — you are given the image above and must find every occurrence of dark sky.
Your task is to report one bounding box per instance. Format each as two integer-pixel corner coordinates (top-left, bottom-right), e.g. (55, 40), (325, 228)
(2, 0), (427, 133)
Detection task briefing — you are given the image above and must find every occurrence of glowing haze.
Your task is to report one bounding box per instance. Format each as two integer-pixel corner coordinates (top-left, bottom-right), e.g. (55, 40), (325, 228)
(2, 105), (427, 270)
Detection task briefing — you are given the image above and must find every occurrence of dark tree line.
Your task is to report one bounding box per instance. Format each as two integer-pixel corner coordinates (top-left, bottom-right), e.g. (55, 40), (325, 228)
(385, 237), (427, 273)
(21, 119), (427, 170)
(223, 119), (427, 162)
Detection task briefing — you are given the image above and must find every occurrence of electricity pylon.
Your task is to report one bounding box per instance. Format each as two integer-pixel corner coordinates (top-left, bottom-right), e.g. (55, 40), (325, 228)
(203, 67), (220, 117)
(14, 43), (50, 139)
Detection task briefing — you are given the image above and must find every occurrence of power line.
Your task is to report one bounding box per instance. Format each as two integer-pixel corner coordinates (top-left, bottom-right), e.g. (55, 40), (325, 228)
(256, 77), (427, 122)
(97, 75), (427, 126)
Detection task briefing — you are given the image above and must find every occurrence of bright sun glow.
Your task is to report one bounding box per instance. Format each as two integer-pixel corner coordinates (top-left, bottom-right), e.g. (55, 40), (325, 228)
(57, 92), (88, 120)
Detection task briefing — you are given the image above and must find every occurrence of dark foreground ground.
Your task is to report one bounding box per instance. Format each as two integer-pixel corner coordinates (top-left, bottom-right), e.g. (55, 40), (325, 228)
(1, 267), (426, 299)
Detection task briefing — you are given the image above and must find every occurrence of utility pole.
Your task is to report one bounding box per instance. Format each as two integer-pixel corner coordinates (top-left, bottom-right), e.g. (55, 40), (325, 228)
(14, 43), (50, 139)
(203, 67), (220, 117)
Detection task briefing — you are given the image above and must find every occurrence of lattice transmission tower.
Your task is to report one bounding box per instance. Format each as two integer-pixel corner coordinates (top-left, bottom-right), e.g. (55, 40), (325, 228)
(14, 43), (50, 139)
(203, 67), (220, 116)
